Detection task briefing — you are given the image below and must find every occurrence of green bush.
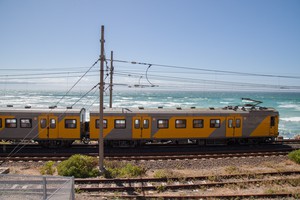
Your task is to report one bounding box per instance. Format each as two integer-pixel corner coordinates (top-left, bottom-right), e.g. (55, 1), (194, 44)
(288, 149), (300, 164)
(40, 161), (56, 175)
(57, 154), (100, 178)
(104, 162), (145, 178)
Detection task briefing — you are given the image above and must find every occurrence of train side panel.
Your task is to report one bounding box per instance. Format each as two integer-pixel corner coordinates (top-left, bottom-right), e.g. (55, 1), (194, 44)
(0, 111), (39, 140)
(89, 115), (130, 140)
(38, 112), (82, 140)
(88, 108), (279, 142)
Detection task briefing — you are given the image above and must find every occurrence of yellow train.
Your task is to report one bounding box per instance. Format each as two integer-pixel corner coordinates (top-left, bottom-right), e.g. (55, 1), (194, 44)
(0, 103), (279, 147)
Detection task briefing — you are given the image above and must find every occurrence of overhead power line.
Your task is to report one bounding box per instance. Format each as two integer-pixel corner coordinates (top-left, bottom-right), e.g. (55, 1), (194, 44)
(109, 59), (300, 79)
(54, 59), (100, 107)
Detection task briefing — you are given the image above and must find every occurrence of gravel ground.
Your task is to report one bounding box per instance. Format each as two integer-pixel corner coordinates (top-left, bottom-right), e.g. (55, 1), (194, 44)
(1, 155), (299, 199)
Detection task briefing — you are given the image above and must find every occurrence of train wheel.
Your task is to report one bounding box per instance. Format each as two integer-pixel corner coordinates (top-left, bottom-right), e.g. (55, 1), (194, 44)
(82, 137), (90, 144)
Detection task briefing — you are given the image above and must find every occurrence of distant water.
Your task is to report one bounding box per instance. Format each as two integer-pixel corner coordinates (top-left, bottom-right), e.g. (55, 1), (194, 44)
(1, 90), (300, 139)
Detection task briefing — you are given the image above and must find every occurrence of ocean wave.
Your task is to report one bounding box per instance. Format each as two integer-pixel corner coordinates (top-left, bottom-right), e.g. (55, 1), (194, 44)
(281, 117), (300, 122)
(278, 103), (300, 111)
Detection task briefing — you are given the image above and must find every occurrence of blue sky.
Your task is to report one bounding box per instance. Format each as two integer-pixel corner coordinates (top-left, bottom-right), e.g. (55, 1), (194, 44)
(0, 0), (300, 91)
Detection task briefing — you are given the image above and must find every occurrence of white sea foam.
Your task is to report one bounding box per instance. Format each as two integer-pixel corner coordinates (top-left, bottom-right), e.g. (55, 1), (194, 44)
(278, 103), (300, 111)
(220, 101), (230, 104)
(281, 117), (300, 122)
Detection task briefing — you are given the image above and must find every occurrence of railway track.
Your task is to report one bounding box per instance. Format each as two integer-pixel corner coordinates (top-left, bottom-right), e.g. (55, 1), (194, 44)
(0, 148), (296, 162)
(75, 170), (300, 199)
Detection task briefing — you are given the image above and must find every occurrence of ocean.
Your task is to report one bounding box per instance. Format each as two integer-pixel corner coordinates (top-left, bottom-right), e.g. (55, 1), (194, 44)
(1, 90), (300, 139)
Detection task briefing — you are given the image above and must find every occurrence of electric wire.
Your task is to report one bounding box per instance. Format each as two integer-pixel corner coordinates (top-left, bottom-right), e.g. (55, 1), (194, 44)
(54, 59), (100, 107)
(1, 59), (102, 165)
(109, 59), (300, 79)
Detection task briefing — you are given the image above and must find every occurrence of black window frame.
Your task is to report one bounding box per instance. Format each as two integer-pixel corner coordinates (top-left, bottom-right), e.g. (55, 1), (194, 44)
(134, 119), (140, 129)
(143, 119), (149, 129)
(95, 119), (108, 129)
(20, 118), (32, 128)
(5, 118), (17, 128)
(193, 119), (204, 128)
(175, 119), (186, 128)
(50, 118), (56, 129)
(157, 119), (169, 129)
(40, 118), (47, 129)
(270, 116), (276, 127)
(228, 119), (233, 128)
(114, 119), (126, 129)
(236, 119), (241, 128)
(210, 119), (221, 128)
(0, 118), (2, 128)
(65, 119), (77, 129)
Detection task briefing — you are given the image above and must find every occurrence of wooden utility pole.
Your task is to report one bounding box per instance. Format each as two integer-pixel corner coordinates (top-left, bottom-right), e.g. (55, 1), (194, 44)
(109, 51), (114, 108)
(99, 25), (105, 172)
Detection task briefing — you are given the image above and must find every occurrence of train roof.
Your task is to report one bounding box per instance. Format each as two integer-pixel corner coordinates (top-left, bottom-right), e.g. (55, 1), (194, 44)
(90, 106), (278, 114)
(0, 107), (84, 114)
(0, 106), (278, 115)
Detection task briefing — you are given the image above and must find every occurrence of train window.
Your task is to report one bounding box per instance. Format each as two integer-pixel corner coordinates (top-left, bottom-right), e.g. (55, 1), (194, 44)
(134, 119), (140, 129)
(236, 119), (241, 128)
(65, 119), (77, 129)
(5, 118), (17, 128)
(115, 119), (126, 129)
(228, 119), (233, 128)
(270, 116), (275, 127)
(40, 119), (47, 129)
(193, 119), (203, 128)
(143, 119), (149, 129)
(157, 119), (169, 129)
(20, 119), (32, 128)
(95, 119), (108, 129)
(210, 119), (220, 128)
(50, 119), (56, 129)
(0, 118), (2, 128)
(175, 119), (186, 128)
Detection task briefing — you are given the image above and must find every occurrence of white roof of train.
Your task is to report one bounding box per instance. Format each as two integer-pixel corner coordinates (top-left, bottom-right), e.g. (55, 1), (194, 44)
(0, 107), (84, 114)
(89, 106), (277, 114)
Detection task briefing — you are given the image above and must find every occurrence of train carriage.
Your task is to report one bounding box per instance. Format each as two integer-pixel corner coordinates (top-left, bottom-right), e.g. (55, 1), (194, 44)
(89, 106), (279, 146)
(1, 101), (279, 147)
(0, 108), (86, 147)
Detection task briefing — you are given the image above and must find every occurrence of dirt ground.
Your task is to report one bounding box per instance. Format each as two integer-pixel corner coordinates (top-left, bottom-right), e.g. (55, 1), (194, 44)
(1, 155), (300, 199)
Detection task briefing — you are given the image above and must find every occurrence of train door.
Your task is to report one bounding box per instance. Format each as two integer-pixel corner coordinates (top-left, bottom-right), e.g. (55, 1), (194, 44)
(38, 115), (59, 139)
(226, 117), (242, 138)
(132, 116), (151, 139)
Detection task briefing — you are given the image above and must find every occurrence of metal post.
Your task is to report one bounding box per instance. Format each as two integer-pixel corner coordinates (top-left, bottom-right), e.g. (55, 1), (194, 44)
(109, 51), (114, 108)
(71, 176), (75, 200)
(42, 176), (47, 200)
(99, 25), (105, 172)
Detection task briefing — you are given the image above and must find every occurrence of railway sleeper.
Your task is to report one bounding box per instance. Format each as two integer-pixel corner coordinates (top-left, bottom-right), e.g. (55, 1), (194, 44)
(37, 140), (74, 148)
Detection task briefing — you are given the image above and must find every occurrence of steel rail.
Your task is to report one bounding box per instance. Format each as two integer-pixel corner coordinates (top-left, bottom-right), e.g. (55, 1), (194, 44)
(75, 170), (300, 184)
(76, 177), (300, 192)
(0, 148), (297, 162)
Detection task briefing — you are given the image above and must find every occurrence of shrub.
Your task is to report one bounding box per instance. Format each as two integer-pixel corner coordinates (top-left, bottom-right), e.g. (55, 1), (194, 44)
(40, 161), (56, 175)
(104, 162), (145, 178)
(57, 154), (99, 178)
(153, 169), (174, 179)
(288, 149), (300, 164)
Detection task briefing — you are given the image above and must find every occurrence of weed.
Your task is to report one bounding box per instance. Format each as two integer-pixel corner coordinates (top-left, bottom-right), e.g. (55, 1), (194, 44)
(156, 185), (166, 193)
(153, 169), (174, 179)
(225, 166), (239, 174)
(104, 163), (146, 178)
(74, 188), (82, 194)
(288, 149), (300, 164)
(40, 161), (55, 175)
(265, 188), (277, 194)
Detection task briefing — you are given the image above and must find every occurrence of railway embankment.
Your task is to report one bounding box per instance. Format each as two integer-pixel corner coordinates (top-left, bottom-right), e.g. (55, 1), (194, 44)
(0, 147), (299, 199)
